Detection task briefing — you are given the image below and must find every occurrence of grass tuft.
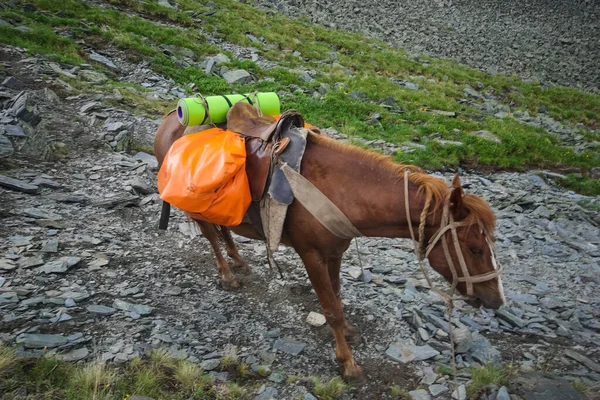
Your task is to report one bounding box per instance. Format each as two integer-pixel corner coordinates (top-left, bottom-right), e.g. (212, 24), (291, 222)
(174, 360), (204, 392)
(0, 345), (16, 371)
(221, 345), (239, 369)
(215, 382), (249, 400)
(150, 348), (176, 371)
(466, 362), (517, 398)
(198, 372), (216, 388)
(237, 362), (251, 378)
(256, 365), (271, 377)
(572, 378), (590, 396)
(69, 361), (117, 397)
(310, 376), (348, 400)
(133, 368), (162, 395)
(389, 385), (411, 399)
(435, 364), (454, 376)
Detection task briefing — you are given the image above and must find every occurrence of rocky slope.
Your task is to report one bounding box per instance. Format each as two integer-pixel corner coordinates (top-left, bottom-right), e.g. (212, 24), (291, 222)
(251, 0), (600, 92)
(1, 40), (599, 400)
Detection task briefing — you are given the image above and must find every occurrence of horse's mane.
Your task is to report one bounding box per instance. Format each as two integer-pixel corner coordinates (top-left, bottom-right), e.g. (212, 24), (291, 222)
(308, 132), (496, 234)
(461, 194), (496, 237)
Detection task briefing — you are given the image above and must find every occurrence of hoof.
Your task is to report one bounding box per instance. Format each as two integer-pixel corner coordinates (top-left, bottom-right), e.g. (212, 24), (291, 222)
(342, 363), (365, 385)
(221, 277), (240, 290)
(232, 260), (251, 275)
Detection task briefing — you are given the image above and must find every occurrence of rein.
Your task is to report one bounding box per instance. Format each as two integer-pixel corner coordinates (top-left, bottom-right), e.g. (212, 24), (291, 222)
(403, 170), (503, 301)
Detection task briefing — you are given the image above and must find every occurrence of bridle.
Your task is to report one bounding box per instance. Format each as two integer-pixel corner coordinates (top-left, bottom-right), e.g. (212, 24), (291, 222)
(403, 170), (503, 301)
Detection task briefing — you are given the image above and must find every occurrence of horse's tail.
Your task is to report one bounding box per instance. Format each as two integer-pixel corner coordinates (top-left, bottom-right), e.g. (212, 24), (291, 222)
(154, 109), (186, 230)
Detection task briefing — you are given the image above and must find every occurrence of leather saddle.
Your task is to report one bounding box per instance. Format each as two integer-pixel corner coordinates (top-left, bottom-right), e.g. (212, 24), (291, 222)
(227, 102), (305, 201)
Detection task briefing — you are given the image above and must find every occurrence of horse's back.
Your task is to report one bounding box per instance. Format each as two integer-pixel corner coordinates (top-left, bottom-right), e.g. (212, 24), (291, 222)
(154, 111), (228, 168)
(154, 111), (186, 168)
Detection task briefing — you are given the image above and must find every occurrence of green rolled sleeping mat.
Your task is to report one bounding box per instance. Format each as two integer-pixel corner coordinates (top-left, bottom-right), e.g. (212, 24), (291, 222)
(176, 92), (280, 126)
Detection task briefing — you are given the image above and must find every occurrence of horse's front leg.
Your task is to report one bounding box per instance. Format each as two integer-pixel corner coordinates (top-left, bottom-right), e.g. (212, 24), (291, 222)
(328, 256), (361, 345)
(299, 249), (364, 382)
(194, 221), (239, 290)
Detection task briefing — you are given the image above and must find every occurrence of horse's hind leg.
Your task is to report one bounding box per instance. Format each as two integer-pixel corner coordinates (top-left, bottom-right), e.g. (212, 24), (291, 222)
(328, 257), (361, 345)
(218, 226), (251, 274)
(299, 249), (364, 382)
(195, 221), (239, 290)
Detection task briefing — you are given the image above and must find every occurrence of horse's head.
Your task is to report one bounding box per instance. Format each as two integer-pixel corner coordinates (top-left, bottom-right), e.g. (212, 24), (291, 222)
(426, 175), (506, 309)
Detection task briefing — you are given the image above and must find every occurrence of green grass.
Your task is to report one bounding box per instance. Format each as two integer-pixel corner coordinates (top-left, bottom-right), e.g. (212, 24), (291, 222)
(236, 362), (251, 378)
(0, 345), (266, 400)
(580, 199), (600, 212)
(389, 385), (411, 399)
(0, 0), (598, 195)
(175, 361), (204, 392)
(559, 174), (600, 196)
(310, 376), (348, 400)
(192, 0), (600, 126)
(571, 378), (600, 400)
(466, 362), (517, 399)
(0, 25), (83, 64)
(572, 378), (590, 397)
(435, 364), (454, 376)
(69, 362), (117, 399)
(256, 365), (271, 377)
(220, 346), (238, 370)
(214, 382), (249, 400)
(0, 344), (16, 371)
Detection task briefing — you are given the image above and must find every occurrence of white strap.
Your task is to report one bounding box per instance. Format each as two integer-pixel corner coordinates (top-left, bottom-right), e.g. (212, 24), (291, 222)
(281, 162), (362, 239)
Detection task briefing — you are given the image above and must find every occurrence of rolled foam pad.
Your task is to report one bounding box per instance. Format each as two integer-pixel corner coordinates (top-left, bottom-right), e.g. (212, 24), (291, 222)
(176, 92), (280, 126)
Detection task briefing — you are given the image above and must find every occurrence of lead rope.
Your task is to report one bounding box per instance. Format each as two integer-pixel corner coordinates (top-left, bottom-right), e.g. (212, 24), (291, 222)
(404, 170), (460, 394)
(354, 237), (366, 299)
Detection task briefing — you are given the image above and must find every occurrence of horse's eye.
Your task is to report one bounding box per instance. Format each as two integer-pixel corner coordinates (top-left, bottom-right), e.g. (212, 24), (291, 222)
(469, 248), (483, 256)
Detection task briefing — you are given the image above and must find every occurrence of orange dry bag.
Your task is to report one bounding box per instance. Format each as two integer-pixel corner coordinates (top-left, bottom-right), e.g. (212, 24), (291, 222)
(157, 128), (251, 226)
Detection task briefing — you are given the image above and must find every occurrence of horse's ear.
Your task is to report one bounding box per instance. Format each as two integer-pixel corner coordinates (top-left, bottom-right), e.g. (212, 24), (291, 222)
(452, 173), (461, 189)
(450, 173), (464, 211)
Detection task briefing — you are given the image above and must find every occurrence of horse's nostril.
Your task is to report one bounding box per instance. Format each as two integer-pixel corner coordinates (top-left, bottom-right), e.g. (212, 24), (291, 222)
(466, 297), (482, 308)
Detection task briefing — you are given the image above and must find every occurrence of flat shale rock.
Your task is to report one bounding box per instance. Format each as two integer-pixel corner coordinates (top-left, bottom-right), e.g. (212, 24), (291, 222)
(112, 299), (153, 315)
(512, 372), (583, 400)
(61, 347), (89, 362)
(273, 338), (306, 355)
(17, 333), (68, 348)
(385, 341), (416, 364)
(0, 174), (39, 194)
(38, 257), (81, 274)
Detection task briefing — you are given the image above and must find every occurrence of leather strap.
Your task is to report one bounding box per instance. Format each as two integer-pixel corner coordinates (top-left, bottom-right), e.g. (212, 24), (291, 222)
(404, 169), (503, 299)
(280, 162), (362, 239)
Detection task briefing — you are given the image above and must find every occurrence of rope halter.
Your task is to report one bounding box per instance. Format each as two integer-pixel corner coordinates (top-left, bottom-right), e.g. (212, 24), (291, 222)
(404, 170), (503, 301)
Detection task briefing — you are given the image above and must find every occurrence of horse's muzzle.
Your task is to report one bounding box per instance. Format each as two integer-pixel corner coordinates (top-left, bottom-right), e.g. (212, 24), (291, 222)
(470, 295), (505, 310)
(465, 297), (482, 308)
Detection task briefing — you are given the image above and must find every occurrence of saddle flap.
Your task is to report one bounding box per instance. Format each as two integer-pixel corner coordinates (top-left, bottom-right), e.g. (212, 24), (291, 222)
(227, 102), (278, 141)
(268, 127), (309, 205)
(245, 138), (272, 201)
(273, 110), (304, 141)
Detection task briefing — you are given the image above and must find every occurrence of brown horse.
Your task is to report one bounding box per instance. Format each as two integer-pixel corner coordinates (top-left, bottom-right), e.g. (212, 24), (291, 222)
(153, 111), (506, 381)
